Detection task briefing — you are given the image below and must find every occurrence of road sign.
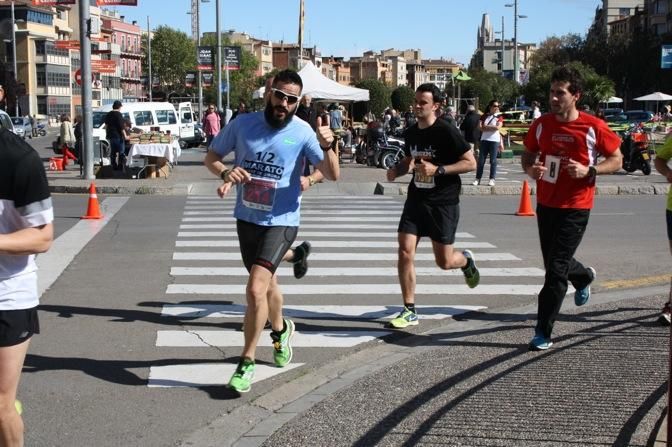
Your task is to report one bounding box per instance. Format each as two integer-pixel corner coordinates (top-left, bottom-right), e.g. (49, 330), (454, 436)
(74, 69), (94, 86)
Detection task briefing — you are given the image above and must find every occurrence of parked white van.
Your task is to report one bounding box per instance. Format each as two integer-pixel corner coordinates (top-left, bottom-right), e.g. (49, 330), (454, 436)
(92, 101), (196, 152)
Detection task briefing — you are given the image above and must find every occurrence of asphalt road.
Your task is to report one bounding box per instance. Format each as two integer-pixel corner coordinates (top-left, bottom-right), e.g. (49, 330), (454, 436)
(18, 190), (668, 446)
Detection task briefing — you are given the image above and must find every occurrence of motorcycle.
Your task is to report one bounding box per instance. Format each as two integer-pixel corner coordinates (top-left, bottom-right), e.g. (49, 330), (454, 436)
(620, 124), (651, 175)
(36, 123), (47, 137)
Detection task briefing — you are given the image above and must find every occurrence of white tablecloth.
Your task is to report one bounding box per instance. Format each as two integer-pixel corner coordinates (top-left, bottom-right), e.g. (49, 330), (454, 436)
(127, 141), (181, 165)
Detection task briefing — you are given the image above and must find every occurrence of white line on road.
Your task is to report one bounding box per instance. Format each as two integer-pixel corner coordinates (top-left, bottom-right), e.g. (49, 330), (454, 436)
(183, 216), (403, 222)
(161, 304), (486, 319)
(166, 283), (540, 295)
(148, 363), (303, 388)
(156, 329), (393, 348)
(173, 252), (519, 261)
(36, 197), (129, 297)
(184, 204), (403, 210)
(184, 210), (400, 215)
(176, 231), (480, 240)
(169, 266), (545, 277)
(175, 240), (495, 248)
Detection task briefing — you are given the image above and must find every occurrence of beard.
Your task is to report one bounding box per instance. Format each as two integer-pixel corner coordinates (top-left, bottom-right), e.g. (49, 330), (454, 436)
(264, 102), (296, 129)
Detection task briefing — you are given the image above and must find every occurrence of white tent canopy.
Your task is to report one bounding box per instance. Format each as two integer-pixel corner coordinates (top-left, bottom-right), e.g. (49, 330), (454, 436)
(298, 62), (369, 102)
(602, 96), (623, 103)
(634, 91), (672, 101)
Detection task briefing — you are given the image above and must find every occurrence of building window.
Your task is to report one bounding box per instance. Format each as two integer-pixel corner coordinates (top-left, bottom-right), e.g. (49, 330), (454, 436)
(35, 40), (46, 56)
(27, 11), (53, 26)
(36, 65), (46, 87)
(37, 97), (47, 115)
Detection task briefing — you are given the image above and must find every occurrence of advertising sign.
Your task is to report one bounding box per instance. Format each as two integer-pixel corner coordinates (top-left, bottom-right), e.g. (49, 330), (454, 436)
(198, 46), (214, 71)
(95, 0), (138, 5)
(32, 0), (75, 5)
(202, 72), (213, 87)
(91, 59), (117, 74)
(662, 45), (672, 69)
(222, 46), (241, 70)
(185, 72), (196, 88)
(55, 40), (80, 50)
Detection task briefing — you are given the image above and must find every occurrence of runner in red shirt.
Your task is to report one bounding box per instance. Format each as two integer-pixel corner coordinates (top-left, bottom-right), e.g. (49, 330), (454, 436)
(522, 66), (622, 351)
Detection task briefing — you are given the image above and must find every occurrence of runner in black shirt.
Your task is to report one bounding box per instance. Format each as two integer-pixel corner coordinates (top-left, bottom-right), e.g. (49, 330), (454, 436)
(385, 83), (480, 329)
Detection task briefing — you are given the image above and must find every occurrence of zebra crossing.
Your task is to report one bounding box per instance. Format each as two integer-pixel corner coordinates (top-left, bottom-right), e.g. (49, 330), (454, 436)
(148, 194), (545, 388)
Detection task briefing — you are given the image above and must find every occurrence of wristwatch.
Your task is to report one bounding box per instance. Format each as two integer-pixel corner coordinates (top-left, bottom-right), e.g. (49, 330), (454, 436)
(220, 168), (231, 182)
(587, 166), (597, 179)
(435, 165), (446, 176)
(308, 176), (316, 187)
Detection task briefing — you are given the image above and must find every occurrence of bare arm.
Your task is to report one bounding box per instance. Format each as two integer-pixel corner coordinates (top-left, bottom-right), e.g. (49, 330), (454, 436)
(415, 150), (477, 177)
(386, 156), (412, 181)
(655, 155), (672, 182)
(314, 125), (339, 181)
(0, 223), (53, 255)
(204, 149), (228, 178)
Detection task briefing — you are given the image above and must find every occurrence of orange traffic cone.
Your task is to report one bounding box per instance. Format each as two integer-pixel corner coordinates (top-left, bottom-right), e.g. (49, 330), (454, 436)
(81, 182), (103, 220)
(515, 180), (536, 217)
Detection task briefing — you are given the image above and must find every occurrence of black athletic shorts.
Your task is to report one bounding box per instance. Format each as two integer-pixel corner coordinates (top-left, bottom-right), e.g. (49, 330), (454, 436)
(236, 219), (298, 274)
(397, 200), (460, 245)
(667, 209), (672, 241)
(0, 307), (39, 347)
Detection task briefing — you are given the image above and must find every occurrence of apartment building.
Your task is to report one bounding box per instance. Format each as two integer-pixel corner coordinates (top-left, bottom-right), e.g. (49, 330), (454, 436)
(218, 30), (273, 77)
(101, 10), (143, 103)
(424, 58), (462, 92)
(272, 42), (320, 70)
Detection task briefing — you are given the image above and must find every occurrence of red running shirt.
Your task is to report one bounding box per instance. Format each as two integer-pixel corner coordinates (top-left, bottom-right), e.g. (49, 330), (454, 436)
(523, 112), (621, 209)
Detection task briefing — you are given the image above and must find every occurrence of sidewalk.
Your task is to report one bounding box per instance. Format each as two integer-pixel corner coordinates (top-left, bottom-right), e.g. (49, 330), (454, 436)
(44, 150), (670, 197)
(181, 286), (670, 447)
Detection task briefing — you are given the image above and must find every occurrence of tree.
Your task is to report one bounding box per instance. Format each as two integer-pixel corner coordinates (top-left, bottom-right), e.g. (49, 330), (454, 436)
(353, 79), (390, 120)
(460, 69), (519, 110)
(390, 85), (415, 112)
(143, 26), (196, 92)
(199, 35), (259, 110)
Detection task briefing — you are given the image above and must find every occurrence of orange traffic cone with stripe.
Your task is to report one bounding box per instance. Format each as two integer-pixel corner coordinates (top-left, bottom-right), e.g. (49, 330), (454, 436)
(515, 180), (536, 217)
(81, 182), (103, 220)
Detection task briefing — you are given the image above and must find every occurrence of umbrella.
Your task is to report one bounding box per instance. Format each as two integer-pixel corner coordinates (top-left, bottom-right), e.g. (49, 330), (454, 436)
(602, 96), (623, 103)
(633, 91), (672, 113)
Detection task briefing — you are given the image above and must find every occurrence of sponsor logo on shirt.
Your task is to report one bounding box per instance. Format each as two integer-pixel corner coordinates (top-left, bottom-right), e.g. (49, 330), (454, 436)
(241, 160), (285, 180)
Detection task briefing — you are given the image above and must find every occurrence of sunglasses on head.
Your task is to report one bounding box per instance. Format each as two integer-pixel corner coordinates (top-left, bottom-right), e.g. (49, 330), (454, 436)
(271, 88), (300, 105)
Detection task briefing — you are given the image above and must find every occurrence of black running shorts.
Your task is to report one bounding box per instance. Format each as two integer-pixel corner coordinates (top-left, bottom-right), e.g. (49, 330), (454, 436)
(397, 201), (460, 245)
(0, 307), (40, 347)
(236, 219), (298, 273)
(667, 209), (672, 241)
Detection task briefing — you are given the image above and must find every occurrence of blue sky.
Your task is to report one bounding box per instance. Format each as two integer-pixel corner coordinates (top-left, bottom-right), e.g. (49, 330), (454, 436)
(109, 0), (602, 66)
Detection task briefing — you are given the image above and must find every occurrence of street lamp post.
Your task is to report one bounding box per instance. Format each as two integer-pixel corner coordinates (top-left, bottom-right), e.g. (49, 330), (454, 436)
(505, 0), (526, 85)
(215, 0), (222, 113)
(11, 0), (18, 117)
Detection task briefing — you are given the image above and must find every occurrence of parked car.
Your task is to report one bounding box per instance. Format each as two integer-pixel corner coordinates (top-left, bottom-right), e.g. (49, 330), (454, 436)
(0, 110), (16, 134)
(606, 110), (654, 124)
(602, 107), (624, 117)
(11, 116), (32, 139)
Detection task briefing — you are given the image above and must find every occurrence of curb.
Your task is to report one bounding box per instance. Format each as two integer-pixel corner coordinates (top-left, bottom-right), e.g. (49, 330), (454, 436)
(374, 182), (670, 196)
(180, 284), (669, 447)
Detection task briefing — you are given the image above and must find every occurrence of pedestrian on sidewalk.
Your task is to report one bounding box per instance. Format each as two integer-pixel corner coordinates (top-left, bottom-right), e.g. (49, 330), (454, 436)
(385, 83), (480, 329)
(202, 104), (221, 148)
(522, 65), (622, 351)
(460, 104), (481, 156)
(473, 100), (503, 186)
(654, 138), (672, 325)
(0, 128), (54, 446)
(204, 69), (340, 394)
(104, 100), (128, 171)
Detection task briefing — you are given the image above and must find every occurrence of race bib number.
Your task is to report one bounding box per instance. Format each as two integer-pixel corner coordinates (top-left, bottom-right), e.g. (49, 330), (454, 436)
(414, 171), (435, 189)
(242, 177), (277, 211)
(542, 155), (561, 184)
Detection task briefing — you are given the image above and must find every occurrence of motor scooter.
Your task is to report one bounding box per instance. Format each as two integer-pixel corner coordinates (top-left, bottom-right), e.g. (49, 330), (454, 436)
(620, 124), (651, 175)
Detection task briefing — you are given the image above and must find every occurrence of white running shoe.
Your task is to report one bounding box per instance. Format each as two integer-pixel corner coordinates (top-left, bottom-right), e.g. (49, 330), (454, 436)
(471, 179), (480, 186)
(488, 179), (495, 186)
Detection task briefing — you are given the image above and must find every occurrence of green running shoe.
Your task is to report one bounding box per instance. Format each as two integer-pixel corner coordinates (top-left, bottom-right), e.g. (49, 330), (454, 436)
(388, 307), (419, 328)
(461, 249), (480, 288)
(271, 319), (295, 367)
(228, 358), (255, 393)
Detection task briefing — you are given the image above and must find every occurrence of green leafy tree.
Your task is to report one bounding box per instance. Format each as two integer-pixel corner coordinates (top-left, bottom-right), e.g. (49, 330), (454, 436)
(143, 26), (196, 91)
(390, 85), (415, 112)
(199, 35), (259, 110)
(353, 79), (391, 120)
(460, 69), (519, 110)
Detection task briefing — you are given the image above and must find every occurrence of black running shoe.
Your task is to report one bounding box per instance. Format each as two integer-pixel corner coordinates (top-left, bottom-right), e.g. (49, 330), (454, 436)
(292, 241), (311, 279)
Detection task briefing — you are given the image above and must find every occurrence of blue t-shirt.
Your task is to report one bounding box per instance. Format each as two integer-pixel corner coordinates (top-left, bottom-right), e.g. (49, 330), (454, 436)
(211, 112), (324, 226)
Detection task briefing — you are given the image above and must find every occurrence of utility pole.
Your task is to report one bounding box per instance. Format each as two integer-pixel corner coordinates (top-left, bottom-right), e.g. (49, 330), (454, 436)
(215, 0), (222, 112)
(79, 0), (93, 179)
(147, 16), (152, 102)
(11, 1), (18, 117)
(513, 0), (519, 85)
(501, 16), (505, 75)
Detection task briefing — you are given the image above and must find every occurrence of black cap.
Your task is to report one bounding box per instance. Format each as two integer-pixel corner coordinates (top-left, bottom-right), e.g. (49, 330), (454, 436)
(112, 100), (122, 109)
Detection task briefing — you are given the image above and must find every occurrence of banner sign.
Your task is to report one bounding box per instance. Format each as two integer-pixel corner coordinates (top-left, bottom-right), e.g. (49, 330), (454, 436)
(202, 72), (213, 87)
(91, 59), (117, 74)
(95, 0), (138, 5)
(197, 46), (214, 71)
(185, 72), (196, 88)
(32, 0), (75, 5)
(55, 40), (80, 50)
(222, 46), (241, 70)
(662, 45), (672, 69)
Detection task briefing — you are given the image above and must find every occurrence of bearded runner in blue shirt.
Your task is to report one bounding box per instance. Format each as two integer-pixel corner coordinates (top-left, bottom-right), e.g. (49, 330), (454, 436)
(204, 69), (340, 394)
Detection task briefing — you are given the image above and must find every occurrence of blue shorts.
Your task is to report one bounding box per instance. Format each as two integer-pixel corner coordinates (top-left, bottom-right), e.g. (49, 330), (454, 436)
(667, 209), (672, 241)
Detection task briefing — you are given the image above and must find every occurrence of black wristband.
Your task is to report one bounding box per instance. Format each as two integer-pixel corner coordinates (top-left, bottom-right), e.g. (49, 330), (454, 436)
(320, 145), (332, 151)
(588, 166), (597, 179)
(220, 169), (231, 181)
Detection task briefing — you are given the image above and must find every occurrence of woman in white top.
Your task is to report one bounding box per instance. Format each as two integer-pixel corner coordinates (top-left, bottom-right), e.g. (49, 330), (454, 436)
(473, 100), (503, 186)
(59, 114), (75, 149)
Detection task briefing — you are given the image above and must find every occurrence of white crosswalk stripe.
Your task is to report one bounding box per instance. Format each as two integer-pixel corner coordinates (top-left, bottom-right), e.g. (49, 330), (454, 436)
(150, 195), (544, 389)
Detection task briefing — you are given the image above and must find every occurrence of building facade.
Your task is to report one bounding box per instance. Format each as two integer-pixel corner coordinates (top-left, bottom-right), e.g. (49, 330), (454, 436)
(101, 10), (143, 103)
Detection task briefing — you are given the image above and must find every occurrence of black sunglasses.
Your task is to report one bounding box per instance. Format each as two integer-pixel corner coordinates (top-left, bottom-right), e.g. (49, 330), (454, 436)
(271, 88), (300, 105)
